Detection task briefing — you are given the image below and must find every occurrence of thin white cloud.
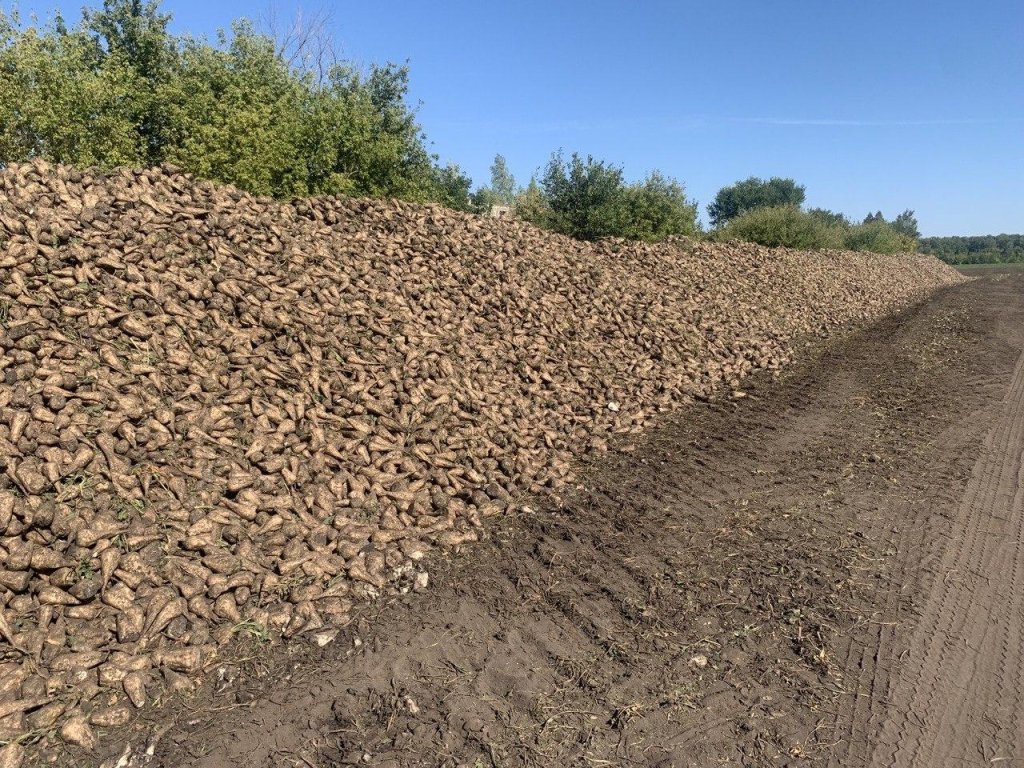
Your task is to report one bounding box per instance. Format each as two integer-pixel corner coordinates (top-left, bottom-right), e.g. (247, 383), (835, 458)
(434, 114), (1023, 134)
(738, 117), (1024, 127)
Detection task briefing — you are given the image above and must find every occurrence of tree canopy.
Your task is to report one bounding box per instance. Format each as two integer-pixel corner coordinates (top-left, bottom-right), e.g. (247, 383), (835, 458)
(891, 210), (920, 240)
(620, 171), (700, 242)
(714, 204), (917, 255)
(539, 151), (631, 241)
(707, 176), (806, 227)
(518, 151), (698, 242)
(0, 2), (455, 202)
(488, 154), (517, 206)
(470, 153), (518, 212)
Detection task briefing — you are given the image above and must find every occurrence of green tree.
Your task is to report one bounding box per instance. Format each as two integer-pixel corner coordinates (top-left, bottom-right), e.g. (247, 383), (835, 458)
(708, 176), (806, 227)
(0, 2), (454, 204)
(83, 0), (175, 162)
(85, 0), (172, 81)
(892, 209), (920, 240)
(470, 153), (518, 212)
(622, 171), (699, 241)
(539, 151), (629, 240)
(489, 153), (516, 205)
(718, 205), (916, 254)
(159, 22), (312, 196)
(469, 186), (497, 214)
(513, 177), (550, 228)
(519, 154), (698, 242)
(317, 62), (439, 201)
(807, 207), (851, 228)
(0, 10), (148, 167)
(919, 234), (1024, 264)
(844, 219), (915, 254)
(431, 162), (472, 211)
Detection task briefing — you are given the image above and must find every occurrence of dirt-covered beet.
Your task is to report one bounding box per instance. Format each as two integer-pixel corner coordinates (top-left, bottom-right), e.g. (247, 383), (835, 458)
(0, 159), (960, 752)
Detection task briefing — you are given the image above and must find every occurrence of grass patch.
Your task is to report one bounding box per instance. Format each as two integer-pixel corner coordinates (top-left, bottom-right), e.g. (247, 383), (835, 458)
(232, 619), (270, 643)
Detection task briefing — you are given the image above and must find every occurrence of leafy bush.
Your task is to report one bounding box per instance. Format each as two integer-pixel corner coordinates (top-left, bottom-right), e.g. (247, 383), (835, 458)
(807, 207), (851, 228)
(621, 171), (700, 241)
(891, 209), (920, 239)
(0, 10), (151, 168)
(512, 178), (550, 228)
(713, 206), (845, 250)
(715, 204), (919, 255)
(537, 151), (630, 241)
(0, 2), (455, 204)
(431, 163), (473, 211)
(471, 154), (517, 212)
(842, 220), (916, 254)
(521, 151), (698, 242)
(708, 176), (806, 227)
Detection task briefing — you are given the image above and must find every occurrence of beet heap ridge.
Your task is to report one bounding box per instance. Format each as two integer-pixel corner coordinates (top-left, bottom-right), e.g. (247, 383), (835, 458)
(0, 160), (960, 748)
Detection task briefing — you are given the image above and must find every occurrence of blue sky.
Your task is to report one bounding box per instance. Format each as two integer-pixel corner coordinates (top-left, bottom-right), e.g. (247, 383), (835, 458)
(8, 0), (1024, 235)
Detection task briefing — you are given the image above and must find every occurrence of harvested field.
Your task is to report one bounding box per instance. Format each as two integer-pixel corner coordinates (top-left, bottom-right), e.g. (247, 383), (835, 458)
(0, 160), (960, 759)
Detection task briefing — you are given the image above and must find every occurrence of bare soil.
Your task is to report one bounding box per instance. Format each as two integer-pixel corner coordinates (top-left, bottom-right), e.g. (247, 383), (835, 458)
(80, 270), (1024, 768)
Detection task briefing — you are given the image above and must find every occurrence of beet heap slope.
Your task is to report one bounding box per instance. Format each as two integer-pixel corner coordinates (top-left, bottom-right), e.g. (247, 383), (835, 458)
(0, 160), (960, 746)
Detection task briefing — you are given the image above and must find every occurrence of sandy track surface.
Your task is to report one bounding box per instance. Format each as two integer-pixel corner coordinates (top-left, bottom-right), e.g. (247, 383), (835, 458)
(79, 271), (1024, 768)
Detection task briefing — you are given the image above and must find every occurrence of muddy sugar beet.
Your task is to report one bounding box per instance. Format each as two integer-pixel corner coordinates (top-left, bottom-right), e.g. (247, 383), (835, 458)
(0, 160), (961, 746)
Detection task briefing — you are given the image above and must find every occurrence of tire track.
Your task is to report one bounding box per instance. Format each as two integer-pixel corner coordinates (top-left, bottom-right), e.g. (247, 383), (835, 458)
(821, 325), (982, 766)
(869, 349), (1024, 766)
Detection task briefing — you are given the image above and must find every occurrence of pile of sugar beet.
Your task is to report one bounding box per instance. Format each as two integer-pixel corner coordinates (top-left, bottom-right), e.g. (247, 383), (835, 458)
(0, 159), (961, 758)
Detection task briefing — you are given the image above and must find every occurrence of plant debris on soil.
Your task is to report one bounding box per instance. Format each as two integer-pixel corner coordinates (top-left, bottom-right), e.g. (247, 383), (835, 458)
(0, 159), (960, 761)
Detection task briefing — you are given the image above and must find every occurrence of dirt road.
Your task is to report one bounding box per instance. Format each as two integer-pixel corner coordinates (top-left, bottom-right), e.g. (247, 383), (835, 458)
(837, 269), (1024, 766)
(87, 270), (1024, 768)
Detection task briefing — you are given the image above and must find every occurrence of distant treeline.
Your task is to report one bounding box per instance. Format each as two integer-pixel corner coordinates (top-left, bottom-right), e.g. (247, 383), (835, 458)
(919, 235), (1024, 265)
